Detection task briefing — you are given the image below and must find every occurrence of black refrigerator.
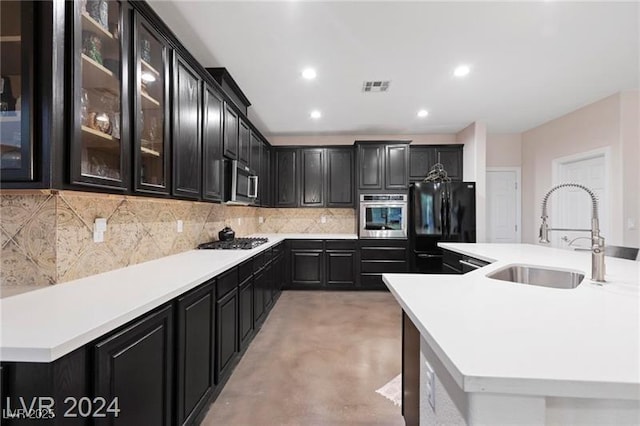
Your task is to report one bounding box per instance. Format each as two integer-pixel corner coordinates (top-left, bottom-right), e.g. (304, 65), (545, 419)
(409, 181), (476, 273)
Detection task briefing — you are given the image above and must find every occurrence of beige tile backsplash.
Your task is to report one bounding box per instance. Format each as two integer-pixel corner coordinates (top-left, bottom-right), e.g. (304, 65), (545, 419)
(1, 191), (355, 294)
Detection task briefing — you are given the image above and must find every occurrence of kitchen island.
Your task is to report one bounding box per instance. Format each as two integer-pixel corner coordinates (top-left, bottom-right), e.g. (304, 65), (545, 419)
(383, 243), (640, 425)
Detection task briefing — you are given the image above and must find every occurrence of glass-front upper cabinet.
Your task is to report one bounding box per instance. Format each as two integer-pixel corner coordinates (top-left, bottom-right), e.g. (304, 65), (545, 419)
(134, 15), (169, 194)
(0, 1), (33, 181)
(71, 0), (129, 189)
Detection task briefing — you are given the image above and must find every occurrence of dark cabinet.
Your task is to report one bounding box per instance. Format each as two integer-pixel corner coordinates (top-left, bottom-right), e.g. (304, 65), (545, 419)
(238, 118), (250, 167)
(94, 305), (173, 426)
(402, 311), (421, 426)
(172, 54), (201, 199)
(222, 102), (238, 160)
(273, 147), (355, 208)
(238, 276), (254, 350)
(359, 239), (408, 290)
(70, 0), (130, 190)
(202, 84), (224, 201)
(357, 144), (384, 190)
(176, 282), (215, 426)
(260, 141), (270, 206)
(253, 268), (266, 326)
(435, 146), (463, 181)
(216, 287), (238, 382)
(291, 250), (323, 287)
(249, 132), (261, 205)
(326, 251), (357, 288)
(0, 1), (35, 182)
(326, 148), (354, 207)
(357, 142), (409, 191)
(133, 13), (170, 194)
(385, 144), (409, 189)
(409, 145), (464, 182)
(300, 148), (324, 207)
(274, 148), (298, 207)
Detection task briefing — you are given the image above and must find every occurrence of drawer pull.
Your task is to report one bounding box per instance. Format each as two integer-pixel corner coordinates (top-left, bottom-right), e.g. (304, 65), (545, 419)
(459, 259), (483, 269)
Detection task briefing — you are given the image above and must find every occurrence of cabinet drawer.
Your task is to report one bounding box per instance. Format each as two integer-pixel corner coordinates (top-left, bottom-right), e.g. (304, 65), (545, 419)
(238, 259), (253, 283)
(217, 268), (238, 299)
(272, 242), (284, 257)
(361, 260), (408, 273)
(359, 239), (408, 248)
(253, 252), (265, 272)
(442, 250), (463, 273)
(360, 273), (387, 290)
(263, 247), (273, 265)
(289, 240), (324, 250)
(325, 240), (356, 250)
(360, 247), (407, 260)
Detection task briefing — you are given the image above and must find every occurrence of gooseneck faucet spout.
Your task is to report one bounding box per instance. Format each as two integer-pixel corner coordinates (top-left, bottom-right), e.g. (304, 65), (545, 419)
(539, 183), (605, 282)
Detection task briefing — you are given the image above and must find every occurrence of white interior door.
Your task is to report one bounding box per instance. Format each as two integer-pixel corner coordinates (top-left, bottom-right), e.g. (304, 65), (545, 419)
(487, 170), (520, 243)
(552, 154), (608, 249)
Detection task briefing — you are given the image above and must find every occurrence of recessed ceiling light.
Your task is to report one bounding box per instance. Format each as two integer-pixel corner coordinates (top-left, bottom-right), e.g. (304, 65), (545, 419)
(453, 65), (471, 78)
(417, 109), (429, 118)
(310, 110), (322, 119)
(302, 68), (317, 80)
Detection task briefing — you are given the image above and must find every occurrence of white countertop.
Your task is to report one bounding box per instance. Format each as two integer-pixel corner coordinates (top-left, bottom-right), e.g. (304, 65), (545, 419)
(0, 233), (356, 363)
(383, 243), (640, 400)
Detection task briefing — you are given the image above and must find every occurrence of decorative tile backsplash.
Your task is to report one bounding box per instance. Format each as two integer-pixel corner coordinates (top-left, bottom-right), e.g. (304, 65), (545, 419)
(1, 190), (355, 295)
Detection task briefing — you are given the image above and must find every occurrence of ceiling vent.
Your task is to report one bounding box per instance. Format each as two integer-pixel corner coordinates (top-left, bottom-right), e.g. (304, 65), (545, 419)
(362, 80), (390, 93)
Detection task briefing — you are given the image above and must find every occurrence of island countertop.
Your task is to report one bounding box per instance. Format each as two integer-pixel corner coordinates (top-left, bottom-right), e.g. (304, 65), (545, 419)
(383, 243), (640, 400)
(0, 233), (357, 363)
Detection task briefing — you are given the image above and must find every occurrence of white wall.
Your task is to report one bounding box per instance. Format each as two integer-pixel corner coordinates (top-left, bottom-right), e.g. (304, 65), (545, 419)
(521, 91), (639, 246)
(486, 134), (522, 167)
(458, 122), (487, 242)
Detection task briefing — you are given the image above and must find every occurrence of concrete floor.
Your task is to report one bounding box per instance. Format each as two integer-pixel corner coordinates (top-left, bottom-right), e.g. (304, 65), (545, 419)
(202, 291), (405, 426)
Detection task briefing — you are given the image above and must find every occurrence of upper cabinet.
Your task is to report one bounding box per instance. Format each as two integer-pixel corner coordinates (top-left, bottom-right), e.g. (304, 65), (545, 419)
(273, 147), (355, 208)
(356, 142), (409, 192)
(238, 118), (250, 167)
(326, 148), (354, 207)
(0, 1), (34, 182)
(274, 148), (298, 207)
(222, 102), (238, 160)
(70, 0), (130, 189)
(172, 53), (201, 199)
(300, 148), (325, 207)
(409, 145), (463, 182)
(133, 13), (170, 194)
(202, 84), (224, 202)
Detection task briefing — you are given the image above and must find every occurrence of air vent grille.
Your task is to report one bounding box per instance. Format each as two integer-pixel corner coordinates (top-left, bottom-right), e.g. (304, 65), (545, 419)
(362, 80), (390, 92)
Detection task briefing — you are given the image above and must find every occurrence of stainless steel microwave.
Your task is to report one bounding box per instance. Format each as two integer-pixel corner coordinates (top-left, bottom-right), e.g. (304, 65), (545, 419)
(359, 194), (408, 238)
(228, 160), (258, 205)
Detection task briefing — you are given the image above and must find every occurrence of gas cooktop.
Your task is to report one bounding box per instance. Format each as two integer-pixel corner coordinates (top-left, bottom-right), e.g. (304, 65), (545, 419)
(197, 237), (269, 250)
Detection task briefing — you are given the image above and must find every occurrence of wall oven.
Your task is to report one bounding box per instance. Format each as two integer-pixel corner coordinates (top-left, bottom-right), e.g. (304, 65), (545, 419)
(228, 160), (258, 205)
(359, 194), (408, 238)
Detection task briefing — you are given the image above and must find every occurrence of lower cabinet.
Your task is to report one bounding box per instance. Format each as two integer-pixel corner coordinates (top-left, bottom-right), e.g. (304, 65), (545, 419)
(253, 267), (266, 326)
(176, 281), (215, 426)
(216, 288), (238, 383)
(402, 310), (421, 426)
(288, 240), (358, 289)
(238, 276), (254, 350)
(359, 239), (408, 290)
(94, 305), (174, 426)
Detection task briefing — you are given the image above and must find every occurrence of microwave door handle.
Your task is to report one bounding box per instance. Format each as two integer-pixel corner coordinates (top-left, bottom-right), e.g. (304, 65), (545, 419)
(248, 176), (258, 198)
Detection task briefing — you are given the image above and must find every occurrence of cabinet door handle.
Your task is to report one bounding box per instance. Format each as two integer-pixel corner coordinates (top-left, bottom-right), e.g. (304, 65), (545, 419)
(459, 260), (482, 270)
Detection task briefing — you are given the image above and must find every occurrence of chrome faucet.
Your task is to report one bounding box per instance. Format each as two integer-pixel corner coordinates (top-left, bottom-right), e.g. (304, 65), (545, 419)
(539, 183), (605, 282)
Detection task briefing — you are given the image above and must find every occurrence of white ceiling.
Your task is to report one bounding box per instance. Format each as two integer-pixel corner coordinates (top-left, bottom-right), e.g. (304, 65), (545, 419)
(149, 1), (639, 136)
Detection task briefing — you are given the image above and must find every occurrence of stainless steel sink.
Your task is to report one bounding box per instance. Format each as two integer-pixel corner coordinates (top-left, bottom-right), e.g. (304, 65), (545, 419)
(486, 264), (585, 289)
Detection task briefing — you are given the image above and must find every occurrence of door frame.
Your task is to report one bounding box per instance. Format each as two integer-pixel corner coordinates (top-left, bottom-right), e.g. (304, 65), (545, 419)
(486, 167), (522, 243)
(551, 147), (611, 246)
